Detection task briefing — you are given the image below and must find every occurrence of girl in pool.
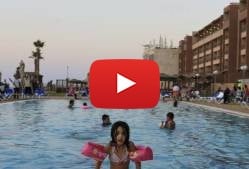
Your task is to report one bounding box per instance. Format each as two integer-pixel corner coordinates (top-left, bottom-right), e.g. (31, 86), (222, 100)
(95, 121), (141, 169)
(160, 112), (175, 130)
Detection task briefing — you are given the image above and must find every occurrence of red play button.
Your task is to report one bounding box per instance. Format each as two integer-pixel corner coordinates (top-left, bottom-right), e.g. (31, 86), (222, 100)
(89, 59), (160, 109)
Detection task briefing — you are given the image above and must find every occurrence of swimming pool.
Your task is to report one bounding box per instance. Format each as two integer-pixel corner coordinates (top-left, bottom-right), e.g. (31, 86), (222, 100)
(1, 100), (249, 169)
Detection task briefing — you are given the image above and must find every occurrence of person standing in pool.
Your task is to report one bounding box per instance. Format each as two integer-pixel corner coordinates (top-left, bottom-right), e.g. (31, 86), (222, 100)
(160, 112), (175, 130)
(173, 98), (178, 107)
(68, 99), (74, 108)
(102, 114), (112, 126)
(95, 121), (141, 169)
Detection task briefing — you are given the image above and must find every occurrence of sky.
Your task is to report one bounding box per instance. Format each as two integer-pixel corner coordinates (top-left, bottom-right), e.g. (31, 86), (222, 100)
(0, 0), (238, 83)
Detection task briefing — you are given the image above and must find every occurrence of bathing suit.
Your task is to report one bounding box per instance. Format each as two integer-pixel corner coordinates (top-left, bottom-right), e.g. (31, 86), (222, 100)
(109, 146), (129, 163)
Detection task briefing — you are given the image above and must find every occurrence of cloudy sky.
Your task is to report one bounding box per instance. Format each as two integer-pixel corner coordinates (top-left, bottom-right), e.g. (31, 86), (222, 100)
(0, 0), (237, 83)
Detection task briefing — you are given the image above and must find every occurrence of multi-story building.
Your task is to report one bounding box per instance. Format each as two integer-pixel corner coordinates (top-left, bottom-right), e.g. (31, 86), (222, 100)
(179, 3), (241, 92)
(192, 15), (224, 84)
(238, 0), (249, 80)
(223, 3), (239, 82)
(152, 48), (179, 76)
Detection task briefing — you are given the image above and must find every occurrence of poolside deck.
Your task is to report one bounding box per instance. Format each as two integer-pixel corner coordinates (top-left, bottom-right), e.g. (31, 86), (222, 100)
(186, 100), (249, 117)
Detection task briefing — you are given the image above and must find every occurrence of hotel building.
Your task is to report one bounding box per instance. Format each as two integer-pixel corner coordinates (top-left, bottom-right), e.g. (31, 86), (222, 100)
(238, 0), (249, 79)
(179, 3), (243, 91)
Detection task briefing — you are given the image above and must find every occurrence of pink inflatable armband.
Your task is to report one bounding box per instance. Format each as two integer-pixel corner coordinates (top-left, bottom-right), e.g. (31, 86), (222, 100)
(81, 106), (92, 109)
(129, 146), (153, 162)
(81, 142), (107, 161)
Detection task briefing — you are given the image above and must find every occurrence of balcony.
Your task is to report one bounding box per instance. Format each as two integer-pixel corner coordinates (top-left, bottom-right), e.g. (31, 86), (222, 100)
(224, 54), (229, 60)
(213, 46), (221, 52)
(199, 63), (204, 68)
(225, 39), (229, 45)
(205, 61), (211, 66)
(241, 49), (246, 55)
(241, 31), (247, 38)
(205, 49), (212, 55)
(213, 59), (220, 65)
(192, 30), (223, 49)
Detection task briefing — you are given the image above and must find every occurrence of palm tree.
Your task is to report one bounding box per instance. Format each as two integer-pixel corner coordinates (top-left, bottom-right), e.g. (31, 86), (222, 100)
(29, 40), (45, 84)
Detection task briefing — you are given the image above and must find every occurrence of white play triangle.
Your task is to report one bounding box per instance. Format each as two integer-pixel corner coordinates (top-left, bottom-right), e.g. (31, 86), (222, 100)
(117, 73), (136, 94)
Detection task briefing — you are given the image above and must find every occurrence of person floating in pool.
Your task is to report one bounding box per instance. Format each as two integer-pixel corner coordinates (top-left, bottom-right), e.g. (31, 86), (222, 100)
(81, 102), (93, 109)
(68, 99), (74, 108)
(102, 114), (112, 126)
(160, 112), (175, 130)
(95, 121), (141, 169)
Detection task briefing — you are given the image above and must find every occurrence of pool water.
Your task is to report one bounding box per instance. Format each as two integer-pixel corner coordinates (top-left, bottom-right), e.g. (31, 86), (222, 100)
(1, 100), (249, 169)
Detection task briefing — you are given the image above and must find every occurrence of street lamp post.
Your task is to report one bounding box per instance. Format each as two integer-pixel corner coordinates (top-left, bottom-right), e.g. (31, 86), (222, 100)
(213, 70), (218, 95)
(240, 65), (248, 86)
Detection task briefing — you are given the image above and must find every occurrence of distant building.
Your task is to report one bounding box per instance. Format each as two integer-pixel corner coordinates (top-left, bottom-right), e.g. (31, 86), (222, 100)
(152, 48), (179, 76)
(143, 43), (179, 89)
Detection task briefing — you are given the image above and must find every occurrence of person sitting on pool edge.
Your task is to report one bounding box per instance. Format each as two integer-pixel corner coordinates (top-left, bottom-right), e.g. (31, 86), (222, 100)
(102, 114), (111, 126)
(68, 99), (74, 108)
(160, 112), (175, 130)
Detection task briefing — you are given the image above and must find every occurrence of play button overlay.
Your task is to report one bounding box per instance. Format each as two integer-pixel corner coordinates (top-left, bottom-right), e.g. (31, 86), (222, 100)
(89, 59), (160, 109)
(117, 73), (136, 94)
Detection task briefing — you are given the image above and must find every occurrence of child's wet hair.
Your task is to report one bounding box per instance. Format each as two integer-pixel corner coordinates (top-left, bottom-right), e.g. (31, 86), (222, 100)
(69, 99), (74, 104)
(110, 121), (130, 148)
(83, 102), (87, 106)
(167, 112), (174, 119)
(102, 114), (109, 121)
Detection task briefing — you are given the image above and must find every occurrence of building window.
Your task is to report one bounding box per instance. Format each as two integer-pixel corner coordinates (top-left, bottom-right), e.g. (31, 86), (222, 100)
(214, 64), (220, 71)
(224, 59), (229, 70)
(213, 51), (217, 60)
(199, 57), (204, 64)
(199, 46), (204, 53)
(200, 68), (204, 73)
(241, 37), (247, 49)
(206, 54), (211, 62)
(241, 55), (246, 65)
(206, 66), (211, 73)
(240, 20), (247, 32)
(224, 29), (229, 39)
(206, 43), (211, 50)
(213, 38), (218, 47)
(224, 44), (229, 54)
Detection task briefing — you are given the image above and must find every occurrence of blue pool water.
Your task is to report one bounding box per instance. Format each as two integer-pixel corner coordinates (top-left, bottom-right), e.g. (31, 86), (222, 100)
(1, 100), (249, 169)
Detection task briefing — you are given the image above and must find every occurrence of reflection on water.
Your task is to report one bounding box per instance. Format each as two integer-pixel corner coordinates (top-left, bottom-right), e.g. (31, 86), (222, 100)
(0, 100), (249, 169)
